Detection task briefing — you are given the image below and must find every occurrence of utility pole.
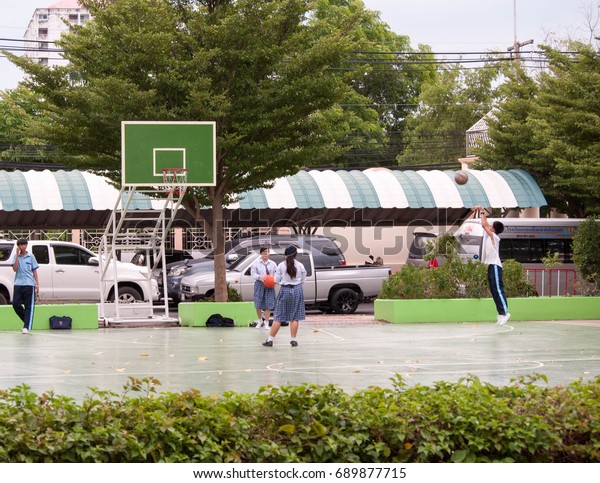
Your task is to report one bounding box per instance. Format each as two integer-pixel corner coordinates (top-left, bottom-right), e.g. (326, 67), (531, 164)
(507, 0), (533, 62)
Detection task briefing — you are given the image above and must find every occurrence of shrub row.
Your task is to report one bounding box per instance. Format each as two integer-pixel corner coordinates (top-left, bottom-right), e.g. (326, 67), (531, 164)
(1, 375), (598, 462)
(379, 258), (535, 300)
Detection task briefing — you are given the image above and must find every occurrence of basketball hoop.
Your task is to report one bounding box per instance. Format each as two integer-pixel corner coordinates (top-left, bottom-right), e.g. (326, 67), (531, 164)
(162, 168), (188, 196)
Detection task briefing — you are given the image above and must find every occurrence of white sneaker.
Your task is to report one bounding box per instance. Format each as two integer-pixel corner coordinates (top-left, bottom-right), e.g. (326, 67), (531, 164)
(254, 320), (262, 329)
(21, 328), (29, 334)
(498, 313), (511, 326)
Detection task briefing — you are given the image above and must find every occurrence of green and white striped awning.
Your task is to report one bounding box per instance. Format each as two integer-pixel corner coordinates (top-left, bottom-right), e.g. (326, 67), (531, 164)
(0, 167), (546, 229)
(232, 168), (546, 210)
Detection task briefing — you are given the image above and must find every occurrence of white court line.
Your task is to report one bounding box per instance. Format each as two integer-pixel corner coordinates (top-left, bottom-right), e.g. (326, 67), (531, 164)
(309, 327), (345, 341)
(10, 323), (515, 349)
(1, 355), (598, 384)
(266, 355), (600, 377)
(0, 367), (274, 382)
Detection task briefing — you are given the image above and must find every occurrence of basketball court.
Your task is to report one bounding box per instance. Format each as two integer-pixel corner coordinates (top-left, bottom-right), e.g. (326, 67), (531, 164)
(1, 316), (598, 401)
(3, 123), (596, 401)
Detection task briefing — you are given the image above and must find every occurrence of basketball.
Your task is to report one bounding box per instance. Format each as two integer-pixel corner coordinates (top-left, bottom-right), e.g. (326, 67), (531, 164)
(455, 171), (469, 185)
(263, 274), (276, 288)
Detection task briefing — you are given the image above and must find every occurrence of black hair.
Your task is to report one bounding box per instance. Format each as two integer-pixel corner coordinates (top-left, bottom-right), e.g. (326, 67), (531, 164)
(492, 221), (505, 235)
(259, 246), (269, 254)
(284, 245), (297, 278)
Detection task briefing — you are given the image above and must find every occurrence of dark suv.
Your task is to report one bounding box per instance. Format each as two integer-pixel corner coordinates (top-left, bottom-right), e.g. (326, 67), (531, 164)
(158, 234), (345, 303)
(130, 249), (194, 269)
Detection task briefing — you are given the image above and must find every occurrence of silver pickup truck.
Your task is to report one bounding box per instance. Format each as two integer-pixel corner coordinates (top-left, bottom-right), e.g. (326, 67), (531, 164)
(178, 249), (390, 314)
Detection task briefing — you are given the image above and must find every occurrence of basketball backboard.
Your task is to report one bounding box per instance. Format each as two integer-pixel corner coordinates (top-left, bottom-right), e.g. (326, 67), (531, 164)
(121, 121), (216, 187)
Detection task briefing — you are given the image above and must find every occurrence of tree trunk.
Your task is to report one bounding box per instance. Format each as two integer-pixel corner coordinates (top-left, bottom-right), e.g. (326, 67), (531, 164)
(184, 189), (228, 302)
(210, 193), (228, 302)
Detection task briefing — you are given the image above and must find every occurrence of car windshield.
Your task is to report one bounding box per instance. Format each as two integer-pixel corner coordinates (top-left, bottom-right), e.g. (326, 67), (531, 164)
(228, 251), (259, 271)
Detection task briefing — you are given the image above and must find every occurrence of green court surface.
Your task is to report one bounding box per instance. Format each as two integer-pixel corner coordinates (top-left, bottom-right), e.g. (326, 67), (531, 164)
(0, 317), (598, 401)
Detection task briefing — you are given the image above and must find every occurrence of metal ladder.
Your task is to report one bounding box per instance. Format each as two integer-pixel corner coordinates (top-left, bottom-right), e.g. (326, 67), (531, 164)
(98, 185), (187, 326)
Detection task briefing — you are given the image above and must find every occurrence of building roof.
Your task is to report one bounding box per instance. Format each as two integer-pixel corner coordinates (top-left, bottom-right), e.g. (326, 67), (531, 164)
(0, 168), (546, 229)
(47, 0), (82, 9)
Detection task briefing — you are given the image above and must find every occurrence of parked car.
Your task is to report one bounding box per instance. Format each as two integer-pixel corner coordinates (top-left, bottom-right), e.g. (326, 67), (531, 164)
(179, 249), (390, 314)
(158, 234), (346, 303)
(130, 249), (194, 269)
(0, 240), (158, 304)
(406, 231), (439, 267)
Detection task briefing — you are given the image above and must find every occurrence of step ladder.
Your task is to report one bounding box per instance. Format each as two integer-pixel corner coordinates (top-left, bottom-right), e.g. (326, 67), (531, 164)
(98, 183), (187, 326)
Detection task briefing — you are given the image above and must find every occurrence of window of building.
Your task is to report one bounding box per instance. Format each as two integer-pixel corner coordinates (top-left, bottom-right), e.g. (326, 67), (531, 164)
(39, 58), (48, 66)
(69, 14), (79, 22)
(38, 28), (48, 37)
(39, 42), (48, 50)
(38, 13), (48, 21)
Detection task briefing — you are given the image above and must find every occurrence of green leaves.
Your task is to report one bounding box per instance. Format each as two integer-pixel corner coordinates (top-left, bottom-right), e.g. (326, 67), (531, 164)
(476, 45), (600, 217)
(379, 251), (534, 300)
(1, 376), (599, 462)
(572, 218), (600, 289)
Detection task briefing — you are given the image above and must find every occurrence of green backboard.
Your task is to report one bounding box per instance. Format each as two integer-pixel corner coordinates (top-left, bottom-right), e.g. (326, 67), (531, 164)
(121, 121), (216, 187)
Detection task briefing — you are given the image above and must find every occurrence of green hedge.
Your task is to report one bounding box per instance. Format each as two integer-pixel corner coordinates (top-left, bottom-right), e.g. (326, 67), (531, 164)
(1, 375), (598, 462)
(380, 259), (536, 300)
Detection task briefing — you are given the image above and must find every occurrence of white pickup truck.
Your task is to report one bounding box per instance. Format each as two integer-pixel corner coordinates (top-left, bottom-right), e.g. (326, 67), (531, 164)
(0, 239), (158, 304)
(178, 249), (390, 314)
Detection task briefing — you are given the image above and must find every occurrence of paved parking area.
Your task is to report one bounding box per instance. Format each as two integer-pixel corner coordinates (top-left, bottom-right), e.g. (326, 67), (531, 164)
(1, 317), (599, 401)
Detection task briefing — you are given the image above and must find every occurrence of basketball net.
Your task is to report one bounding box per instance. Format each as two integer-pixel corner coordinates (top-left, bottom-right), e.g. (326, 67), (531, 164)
(162, 168), (188, 196)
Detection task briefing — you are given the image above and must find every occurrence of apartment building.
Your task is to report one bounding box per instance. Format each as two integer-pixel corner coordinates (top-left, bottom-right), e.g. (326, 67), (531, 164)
(23, 0), (90, 67)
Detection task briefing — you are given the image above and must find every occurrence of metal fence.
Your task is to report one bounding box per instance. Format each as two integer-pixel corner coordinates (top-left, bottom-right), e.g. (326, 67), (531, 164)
(525, 267), (579, 296)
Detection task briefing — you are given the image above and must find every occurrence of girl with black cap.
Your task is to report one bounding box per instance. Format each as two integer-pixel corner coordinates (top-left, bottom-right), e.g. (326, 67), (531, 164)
(262, 245), (306, 347)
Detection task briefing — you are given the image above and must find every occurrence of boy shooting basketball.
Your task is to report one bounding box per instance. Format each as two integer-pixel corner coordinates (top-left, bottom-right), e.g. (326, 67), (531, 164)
(473, 207), (511, 325)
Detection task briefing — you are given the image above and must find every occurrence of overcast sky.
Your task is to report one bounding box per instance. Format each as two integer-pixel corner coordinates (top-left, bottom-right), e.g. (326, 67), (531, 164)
(0, 0), (596, 91)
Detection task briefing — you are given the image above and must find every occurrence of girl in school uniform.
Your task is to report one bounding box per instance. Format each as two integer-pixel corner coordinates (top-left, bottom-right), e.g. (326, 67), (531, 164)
(262, 245), (306, 347)
(250, 246), (277, 329)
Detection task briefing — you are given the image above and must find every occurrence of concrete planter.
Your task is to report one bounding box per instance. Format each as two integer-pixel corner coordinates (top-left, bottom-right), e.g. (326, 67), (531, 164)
(0, 304), (98, 330)
(179, 301), (256, 327)
(375, 296), (600, 324)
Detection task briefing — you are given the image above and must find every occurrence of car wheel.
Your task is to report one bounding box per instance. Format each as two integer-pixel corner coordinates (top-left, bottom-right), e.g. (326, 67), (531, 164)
(0, 293), (8, 305)
(331, 288), (359, 314)
(110, 286), (143, 303)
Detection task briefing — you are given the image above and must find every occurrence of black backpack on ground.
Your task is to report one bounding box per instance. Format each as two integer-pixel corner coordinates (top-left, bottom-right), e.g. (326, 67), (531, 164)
(205, 313), (235, 327)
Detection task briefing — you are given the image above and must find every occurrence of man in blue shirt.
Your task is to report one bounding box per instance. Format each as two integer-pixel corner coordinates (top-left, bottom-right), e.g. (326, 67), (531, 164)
(9, 238), (39, 334)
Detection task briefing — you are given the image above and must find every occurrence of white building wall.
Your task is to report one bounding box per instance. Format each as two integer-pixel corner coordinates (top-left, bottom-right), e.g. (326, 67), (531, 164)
(23, 1), (90, 68)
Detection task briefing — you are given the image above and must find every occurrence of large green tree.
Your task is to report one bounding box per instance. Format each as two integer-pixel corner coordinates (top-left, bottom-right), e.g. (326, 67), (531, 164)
(476, 44), (600, 217)
(314, 1), (435, 166)
(7, 0), (382, 301)
(397, 63), (500, 166)
(0, 87), (53, 162)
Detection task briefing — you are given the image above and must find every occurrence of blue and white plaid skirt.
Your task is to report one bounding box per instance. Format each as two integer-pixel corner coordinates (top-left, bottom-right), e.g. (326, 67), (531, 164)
(253, 280), (276, 311)
(274, 284), (305, 322)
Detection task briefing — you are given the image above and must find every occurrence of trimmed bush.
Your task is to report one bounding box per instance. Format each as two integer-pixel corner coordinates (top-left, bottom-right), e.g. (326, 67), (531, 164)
(573, 217), (600, 294)
(0, 375), (598, 462)
(380, 232), (535, 300)
(380, 259), (534, 300)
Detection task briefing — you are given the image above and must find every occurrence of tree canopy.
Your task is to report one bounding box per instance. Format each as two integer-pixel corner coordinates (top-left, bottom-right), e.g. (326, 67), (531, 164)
(475, 44), (600, 217)
(6, 0), (394, 300)
(397, 62), (500, 166)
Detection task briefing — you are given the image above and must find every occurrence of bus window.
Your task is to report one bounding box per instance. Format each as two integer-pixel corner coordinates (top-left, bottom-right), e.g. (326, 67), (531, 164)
(511, 239), (530, 263)
(545, 239), (568, 262)
(499, 240), (512, 260)
(529, 239), (545, 263)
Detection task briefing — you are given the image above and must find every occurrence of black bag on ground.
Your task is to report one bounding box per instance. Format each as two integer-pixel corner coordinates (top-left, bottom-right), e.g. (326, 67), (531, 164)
(205, 313), (235, 327)
(49, 315), (72, 330)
